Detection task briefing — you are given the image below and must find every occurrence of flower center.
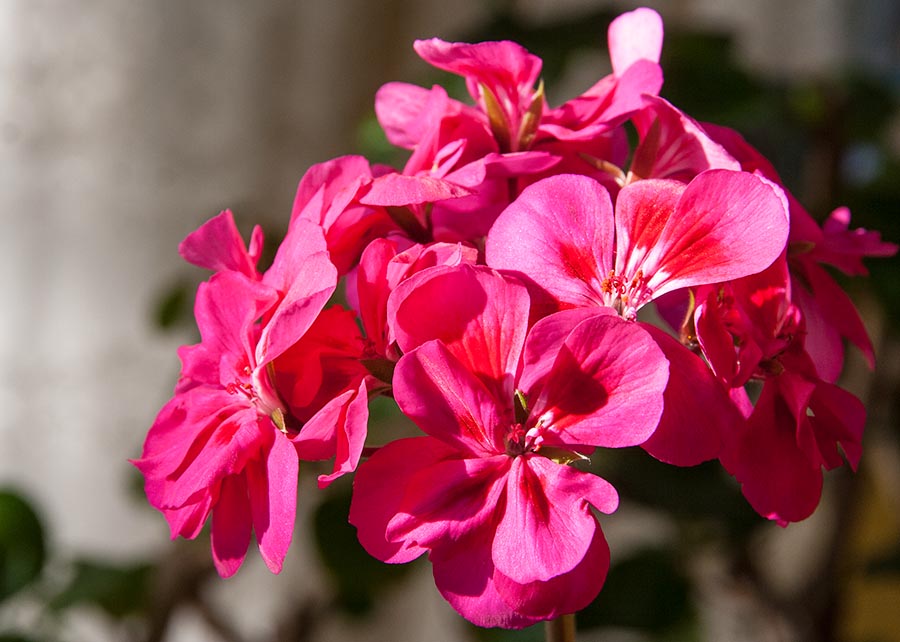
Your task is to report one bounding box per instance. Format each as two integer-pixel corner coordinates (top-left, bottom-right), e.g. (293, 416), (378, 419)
(504, 422), (546, 458)
(225, 362), (286, 425)
(598, 269), (654, 320)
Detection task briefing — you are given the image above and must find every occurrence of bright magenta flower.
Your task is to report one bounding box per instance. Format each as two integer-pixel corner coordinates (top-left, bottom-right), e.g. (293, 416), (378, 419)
(486, 172), (787, 465)
(134, 217), (367, 576)
(350, 265), (669, 627)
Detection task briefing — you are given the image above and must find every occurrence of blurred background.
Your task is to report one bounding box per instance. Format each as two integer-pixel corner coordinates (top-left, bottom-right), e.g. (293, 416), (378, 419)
(1, 1), (899, 640)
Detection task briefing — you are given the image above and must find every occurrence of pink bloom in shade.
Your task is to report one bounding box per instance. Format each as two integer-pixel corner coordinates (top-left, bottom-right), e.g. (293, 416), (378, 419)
(134, 217), (368, 575)
(721, 373), (865, 525)
(693, 258), (866, 524)
(350, 265), (669, 627)
(702, 123), (897, 377)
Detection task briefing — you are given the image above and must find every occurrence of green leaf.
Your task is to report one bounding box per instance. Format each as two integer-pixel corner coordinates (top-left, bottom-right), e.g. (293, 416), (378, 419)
(49, 559), (153, 617)
(0, 489), (46, 602)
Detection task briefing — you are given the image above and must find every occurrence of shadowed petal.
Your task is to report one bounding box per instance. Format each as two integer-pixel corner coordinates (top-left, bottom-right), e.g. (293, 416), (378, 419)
(246, 434), (298, 574)
(350, 437), (457, 564)
(211, 474), (252, 578)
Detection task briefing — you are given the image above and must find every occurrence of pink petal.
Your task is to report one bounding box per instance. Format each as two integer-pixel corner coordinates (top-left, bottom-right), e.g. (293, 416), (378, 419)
(393, 339), (508, 456)
(246, 433), (298, 574)
(291, 155), (372, 225)
(179, 210), (263, 278)
(413, 38), (541, 110)
(375, 82), (440, 149)
(430, 524), (541, 629)
(162, 410), (269, 509)
(694, 286), (741, 385)
(618, 170), (790, 298)
(519, 308), (617, 394)
(493, 457), (616, 584)
(258, 218), (337, 365)
(194, 272), (278, 368)
(349, 437), (456, 564)
(793, 258), (875, 371)
(211, 474), (253, 578)
(317, 379), (370, 487)
(493, 525), (610, 619)
(630, 96), (740, 181)
(526, 313), (668, 449)
(486, 174), (615, 309)
(359, 173), (473, 207)
(386, 455), (509, 548)
(721, 379), (823, 525)
(639, 324), (732, 465)
(808, 382), (865, 471)
(390, 264), (529, 400)
(608, 7), (664, 76)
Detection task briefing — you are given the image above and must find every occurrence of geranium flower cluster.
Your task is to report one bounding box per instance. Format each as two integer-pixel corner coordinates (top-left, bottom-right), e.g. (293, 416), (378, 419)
(134, 8), (896, 629)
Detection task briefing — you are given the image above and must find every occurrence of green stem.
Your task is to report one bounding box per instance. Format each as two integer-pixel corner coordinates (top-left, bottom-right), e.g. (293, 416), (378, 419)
(544, 614), (576, 642)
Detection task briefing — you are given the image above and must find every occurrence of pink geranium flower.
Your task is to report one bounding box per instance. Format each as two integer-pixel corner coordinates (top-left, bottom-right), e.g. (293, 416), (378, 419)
(486, 172), (787, 465)
(134, 217), (368, 576)
(350, 265), (669, 626)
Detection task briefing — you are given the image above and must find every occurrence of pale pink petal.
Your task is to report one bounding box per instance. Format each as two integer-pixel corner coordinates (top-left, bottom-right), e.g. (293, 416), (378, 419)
(596, 60), (664, 126)
(179, 210), (262, 278)
(527, 314), (668, 449)
(375, 82), (440, 149)
(639, 324), (731, 465)
(246, 433), (298, 574)
(486, 174), (615, 308)
(349, 437), (456, 564)
(608, 7), (664, 76)
(493, 457), (616, 584)
(359, 173), (473, 207)
(211, 474), (253, 578)
(390, 265), (529, 400)
(493, 525), (610, 619)
(393, 340), (508, 456)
